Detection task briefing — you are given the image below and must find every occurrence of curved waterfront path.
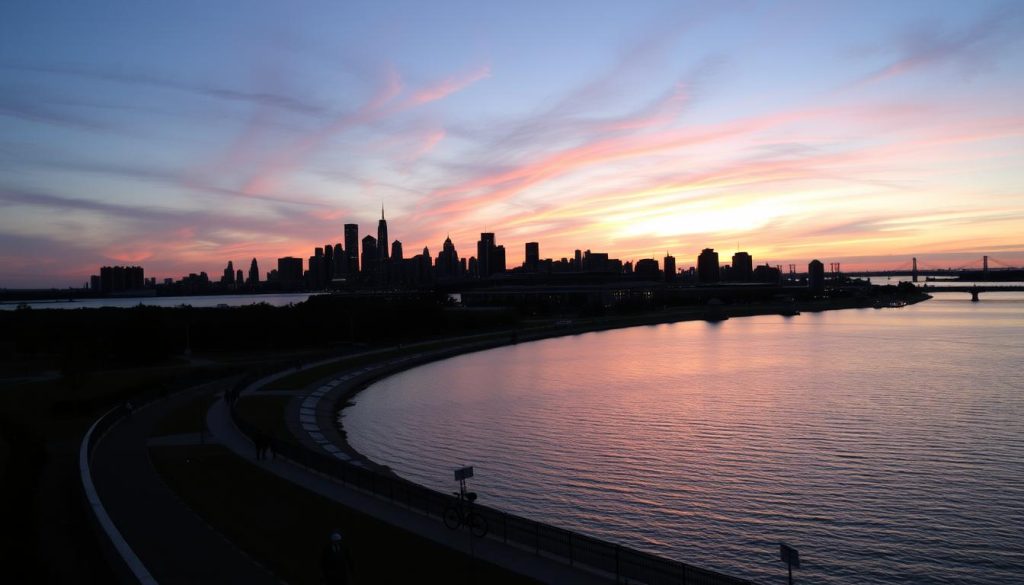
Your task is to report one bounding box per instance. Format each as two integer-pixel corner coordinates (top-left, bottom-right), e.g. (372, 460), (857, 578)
(87, 351), (615, 583)
(89, 382), (280, 584)
(87, 307), (812, 583)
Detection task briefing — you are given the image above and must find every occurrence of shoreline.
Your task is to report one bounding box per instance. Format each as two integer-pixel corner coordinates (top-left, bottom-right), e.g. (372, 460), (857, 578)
(327, 292), (932, 474)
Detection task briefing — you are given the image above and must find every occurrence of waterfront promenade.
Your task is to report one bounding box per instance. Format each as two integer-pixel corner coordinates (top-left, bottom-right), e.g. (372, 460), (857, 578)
(87, 356), (616, 583)
(83, 294), (937, 583)
(86, 305), (787, 583)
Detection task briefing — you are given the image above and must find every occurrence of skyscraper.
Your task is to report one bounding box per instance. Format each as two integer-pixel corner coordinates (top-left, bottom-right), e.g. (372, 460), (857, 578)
(222, 261), (235, 285)
(333, 243), (344, 276)
(323, 243), (334, 282)
(377, 205), (389, 261)
(732, 251), (753, 282)
(477, 233), (495, 278)
(391, 240), (403, 262)
(361, 234), (378, 274)
(248, 258), (259, 285)
(344, 223), (359, 275)
(525, 242), (539, 272)
(697, 248), (720, 283)
(436, 236), (461, 279)
(277, 257), (303, 288)
(663, 254), (676, 282)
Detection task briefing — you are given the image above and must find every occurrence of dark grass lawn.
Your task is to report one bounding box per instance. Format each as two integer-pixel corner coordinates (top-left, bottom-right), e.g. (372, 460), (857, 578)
(150, 444), (538, 585)
(234, 395), (294, 442)
(259, 331), (523, 392)
(152, 393), (221, 436)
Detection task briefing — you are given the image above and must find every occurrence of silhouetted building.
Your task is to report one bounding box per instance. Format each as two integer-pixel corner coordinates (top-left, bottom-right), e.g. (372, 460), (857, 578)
(248, 258), (259, 285)
(391, 240), (403, 262)
(753, 263), (781, 284)
(583, 250), (610, 272)
(664, 254), (676, 282)
(361, 234), (378, 275)
(344, 224), (359, 275)
(494, 245), (506, 273)
(697, 248), (720, 283)
(222, 261), (235, 285)
(808, 259), (825, 294)
(377, 206), (389, 262)
(99, 265), (144, 293)
(323, 243), (334, 282)
(236, 268), (244, 285)
(525, 242), (539, 272)
(308, 247), (327, 289)
(436, 236), (462, 279)
(635, 258), (660, 280)
(418, 246), (433, 283)
(333, 243), (344, 276)
(476, 233), (506, 278)
(731, 252), (753, 282)
(277, 257), (303, 288)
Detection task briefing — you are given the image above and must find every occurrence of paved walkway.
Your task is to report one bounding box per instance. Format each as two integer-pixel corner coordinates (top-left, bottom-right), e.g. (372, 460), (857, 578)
(211, 379), (614, 585)
(91, 384), (281, 585)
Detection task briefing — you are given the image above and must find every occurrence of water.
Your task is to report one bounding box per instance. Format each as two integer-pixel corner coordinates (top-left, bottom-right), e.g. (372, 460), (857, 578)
(0, 292), (318, 310)
(344, 292), (1024, 584)
(867, 276), (1024, 288)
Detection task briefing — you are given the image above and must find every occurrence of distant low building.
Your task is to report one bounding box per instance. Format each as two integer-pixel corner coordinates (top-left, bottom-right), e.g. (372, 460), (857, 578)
(808, 259), (825, 294)
(635, 258), (660, 280)
(99, 265), (145, 294)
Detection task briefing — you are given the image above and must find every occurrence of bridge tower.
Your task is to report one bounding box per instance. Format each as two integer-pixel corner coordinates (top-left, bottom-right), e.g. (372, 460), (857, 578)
(983, 256), (989, 280)
(912, 257), (918, 283)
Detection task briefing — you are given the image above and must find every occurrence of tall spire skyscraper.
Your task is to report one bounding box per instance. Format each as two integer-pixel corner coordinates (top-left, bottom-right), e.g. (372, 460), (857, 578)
(377, 204), (389, 261)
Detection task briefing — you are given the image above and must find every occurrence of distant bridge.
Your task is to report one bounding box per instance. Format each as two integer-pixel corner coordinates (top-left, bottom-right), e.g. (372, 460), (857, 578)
(844, 255), (1022, 286)
(921, 284), (1024, 301)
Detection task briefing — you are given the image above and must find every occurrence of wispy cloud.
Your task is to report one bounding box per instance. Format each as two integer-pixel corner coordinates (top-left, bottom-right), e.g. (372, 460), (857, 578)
(239, 62), (489, 196)
(859, 4), (1024, 84)
(408, 65), (491, 105)
(1, 63), (326, 115)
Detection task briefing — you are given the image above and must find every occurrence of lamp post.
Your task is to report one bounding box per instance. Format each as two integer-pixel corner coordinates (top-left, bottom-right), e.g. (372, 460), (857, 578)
(780, 543), (800, 584)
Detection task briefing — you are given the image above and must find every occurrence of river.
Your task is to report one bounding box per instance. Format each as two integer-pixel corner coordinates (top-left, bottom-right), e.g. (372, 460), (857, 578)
(343, 291), (1024, 584)
(0, 292), (318, 310)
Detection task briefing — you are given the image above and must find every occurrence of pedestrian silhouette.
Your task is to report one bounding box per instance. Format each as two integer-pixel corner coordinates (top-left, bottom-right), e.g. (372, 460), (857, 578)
(321, 530), (354, 585)
(255, 431), (269, 461)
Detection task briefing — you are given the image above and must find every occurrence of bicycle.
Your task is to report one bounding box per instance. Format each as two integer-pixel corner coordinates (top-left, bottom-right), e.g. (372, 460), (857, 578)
(443, 482), (488, 537)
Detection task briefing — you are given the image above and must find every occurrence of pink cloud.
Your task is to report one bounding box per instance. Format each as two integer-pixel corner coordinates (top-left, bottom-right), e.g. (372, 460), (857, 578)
(240, 63), (488, 197)
(408, 65), (490, 106)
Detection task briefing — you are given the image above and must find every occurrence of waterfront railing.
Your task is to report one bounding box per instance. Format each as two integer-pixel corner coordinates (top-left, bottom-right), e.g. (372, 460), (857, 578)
(228, 371), (754, 585)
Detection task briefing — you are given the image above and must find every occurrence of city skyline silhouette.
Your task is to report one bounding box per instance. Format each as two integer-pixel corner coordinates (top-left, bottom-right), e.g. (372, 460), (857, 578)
(1, 2), (1023, 287)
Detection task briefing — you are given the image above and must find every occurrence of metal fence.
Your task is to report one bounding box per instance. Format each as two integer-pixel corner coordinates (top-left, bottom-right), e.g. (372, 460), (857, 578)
(229, 373), (755, 585)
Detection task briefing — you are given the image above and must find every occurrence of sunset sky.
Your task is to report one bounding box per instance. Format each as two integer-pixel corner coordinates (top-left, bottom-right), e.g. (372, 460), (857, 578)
(2, 1), (1023, 287)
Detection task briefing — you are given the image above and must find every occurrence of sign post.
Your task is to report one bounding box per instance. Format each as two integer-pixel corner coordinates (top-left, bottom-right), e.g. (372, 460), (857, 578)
(779, 543), (800, 585)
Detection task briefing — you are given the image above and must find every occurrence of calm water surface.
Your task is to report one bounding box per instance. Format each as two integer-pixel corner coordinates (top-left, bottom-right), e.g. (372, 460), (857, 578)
(344, 293), (1024, 584)
(0, 292), (318, 310)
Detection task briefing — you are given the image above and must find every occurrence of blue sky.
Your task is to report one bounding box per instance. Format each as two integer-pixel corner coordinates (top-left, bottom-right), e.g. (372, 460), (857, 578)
(2, 1), (1023, 286)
